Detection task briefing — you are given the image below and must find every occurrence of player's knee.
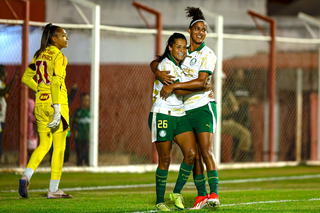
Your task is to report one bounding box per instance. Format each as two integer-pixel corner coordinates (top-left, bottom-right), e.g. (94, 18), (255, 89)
(159, 155), (171, 170)
(201, 149), (214, 161)
(38, 132), (53, 151)
(184, 148), (196, 165)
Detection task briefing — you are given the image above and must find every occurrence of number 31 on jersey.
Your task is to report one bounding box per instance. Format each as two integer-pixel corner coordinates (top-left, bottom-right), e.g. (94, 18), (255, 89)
(36, 60), (50, 85)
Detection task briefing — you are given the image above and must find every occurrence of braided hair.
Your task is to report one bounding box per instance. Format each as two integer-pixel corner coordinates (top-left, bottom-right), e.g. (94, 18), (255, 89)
(34, 23), (60, 58)
(185, 7), (206, 29)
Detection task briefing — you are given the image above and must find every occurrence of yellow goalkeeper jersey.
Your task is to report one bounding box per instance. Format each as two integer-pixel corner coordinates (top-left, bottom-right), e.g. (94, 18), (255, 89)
(22, 45), (68, 105)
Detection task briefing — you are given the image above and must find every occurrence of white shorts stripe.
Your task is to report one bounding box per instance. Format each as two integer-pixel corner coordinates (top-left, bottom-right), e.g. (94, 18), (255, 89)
(207, 102), (216, 134)
(151, 112), (157, 142)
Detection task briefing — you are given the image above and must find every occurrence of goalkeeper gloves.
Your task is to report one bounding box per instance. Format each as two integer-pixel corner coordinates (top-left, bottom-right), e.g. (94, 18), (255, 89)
(47, 104), (61, 128)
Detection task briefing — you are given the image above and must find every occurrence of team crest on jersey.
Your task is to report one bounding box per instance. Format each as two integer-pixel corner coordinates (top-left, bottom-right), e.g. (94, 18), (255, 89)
(159, 130), (166, 137)
(39, 93), (50, 101)
(190, 58), (197, 66)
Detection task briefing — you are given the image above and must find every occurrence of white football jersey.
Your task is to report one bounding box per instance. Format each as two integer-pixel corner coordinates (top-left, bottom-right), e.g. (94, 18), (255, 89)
(181, 42), (217, 111)
(151, 55), (185, 116)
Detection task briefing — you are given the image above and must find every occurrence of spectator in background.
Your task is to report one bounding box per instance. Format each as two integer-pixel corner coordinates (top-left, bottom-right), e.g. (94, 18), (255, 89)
(0, 64), (19, 163)
(27, 99), (38, 159)
(221, 72), (252, 161)
(229, 68), (257, 160)
(64, 83), (78, 162)
(72, 92), (90, 166)
(230, 68), (256, 130)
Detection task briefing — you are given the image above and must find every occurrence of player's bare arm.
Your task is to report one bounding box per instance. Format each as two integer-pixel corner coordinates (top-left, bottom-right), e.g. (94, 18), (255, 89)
(150, 60), (175, 85)
(175, 81), (211, 96)
(160, 72), (209, 99)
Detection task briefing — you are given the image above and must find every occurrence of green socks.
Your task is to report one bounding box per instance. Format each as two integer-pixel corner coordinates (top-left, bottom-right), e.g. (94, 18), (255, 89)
(193, 173), (208, 196)
(155, 167), (218, 204)
(173, 162), (193, 194)
(156, 167), (168, 204)
(207, 170), (219, 195)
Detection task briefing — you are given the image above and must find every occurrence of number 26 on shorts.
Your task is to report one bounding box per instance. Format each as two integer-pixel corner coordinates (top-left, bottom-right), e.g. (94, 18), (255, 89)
(158, 120), (168, 128)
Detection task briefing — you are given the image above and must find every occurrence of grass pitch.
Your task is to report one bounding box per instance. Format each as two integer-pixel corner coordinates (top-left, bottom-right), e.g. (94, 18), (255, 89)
(1, 165), (320, 212)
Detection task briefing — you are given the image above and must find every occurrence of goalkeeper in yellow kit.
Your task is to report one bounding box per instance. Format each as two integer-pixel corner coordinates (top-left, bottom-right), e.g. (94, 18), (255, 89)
(19, 23), (72, 199)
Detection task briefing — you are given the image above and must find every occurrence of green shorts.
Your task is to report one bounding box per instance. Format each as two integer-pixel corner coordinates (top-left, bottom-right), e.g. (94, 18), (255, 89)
(185, 102), (217, 134)
(148, 112), (193, 142)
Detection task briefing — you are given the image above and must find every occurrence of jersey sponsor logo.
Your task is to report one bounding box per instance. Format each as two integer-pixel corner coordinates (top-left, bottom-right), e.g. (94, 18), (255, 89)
(185, 95), (200, 102)
(190, 58), (197, 66)
(39, 93), (50, 101)
(159, 130), (166, 137)
(206, 124), (211, 128)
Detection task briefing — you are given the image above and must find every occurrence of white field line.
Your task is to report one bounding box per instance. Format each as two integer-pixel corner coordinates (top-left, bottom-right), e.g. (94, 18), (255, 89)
(2, 161), (320, 174)
(211, 174), (320, 184)
(128, 198), (320, 213)
(221, 198), (320, 206)
(2, 174), (320, 193)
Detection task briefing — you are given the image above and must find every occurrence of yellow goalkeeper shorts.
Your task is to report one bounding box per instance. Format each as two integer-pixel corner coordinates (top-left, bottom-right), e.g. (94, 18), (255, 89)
(35, 103), (69, 133)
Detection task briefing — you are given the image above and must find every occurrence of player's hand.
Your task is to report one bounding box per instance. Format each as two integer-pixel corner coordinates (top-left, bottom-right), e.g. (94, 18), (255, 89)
(156, 70), (175, 85)
(47, 104), (61, 128)
(160, 84), (174, 100)
(205, 81), (211, 92)
(208, 89), (215, 99)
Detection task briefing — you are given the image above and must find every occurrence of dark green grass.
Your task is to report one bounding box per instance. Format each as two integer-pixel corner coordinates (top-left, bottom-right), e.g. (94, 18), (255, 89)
(0, 165), (320, 212)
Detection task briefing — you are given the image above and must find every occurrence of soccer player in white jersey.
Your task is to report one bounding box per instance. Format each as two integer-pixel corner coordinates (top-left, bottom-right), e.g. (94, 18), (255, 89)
(150, 7), (220, 210)
(149, 33), (200, 211)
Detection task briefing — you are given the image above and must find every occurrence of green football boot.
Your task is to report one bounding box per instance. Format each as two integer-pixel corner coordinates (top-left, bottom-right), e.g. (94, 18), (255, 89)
(169, 192), (184, 210)
(155, 202), (170, 211)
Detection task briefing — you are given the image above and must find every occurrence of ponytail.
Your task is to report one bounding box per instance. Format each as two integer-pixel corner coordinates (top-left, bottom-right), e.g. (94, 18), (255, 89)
(185, 7), (206, 29)
(34, 23), (60, 58)
(157, 33), (187, 63)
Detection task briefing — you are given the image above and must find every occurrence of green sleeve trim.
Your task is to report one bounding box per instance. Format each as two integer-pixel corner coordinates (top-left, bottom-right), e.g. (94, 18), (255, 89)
(174, 79), (179, 83)
(167, 54), (178, 67)
(188, 42), (206, 54)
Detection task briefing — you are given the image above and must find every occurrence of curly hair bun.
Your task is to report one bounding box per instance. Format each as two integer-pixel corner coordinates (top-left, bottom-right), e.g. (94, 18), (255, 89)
(185, 7), (205, 21)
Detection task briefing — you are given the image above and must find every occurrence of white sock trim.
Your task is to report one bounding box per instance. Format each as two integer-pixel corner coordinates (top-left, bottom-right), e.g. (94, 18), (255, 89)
(49, 179), (60, 193)
(23, 168), (34, 182)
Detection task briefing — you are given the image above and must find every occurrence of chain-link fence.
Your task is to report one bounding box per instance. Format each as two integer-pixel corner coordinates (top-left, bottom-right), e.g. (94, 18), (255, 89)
(0, 25), (22, 166)
(1, 20), (320, 168)
(221, 37), (319, 163)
